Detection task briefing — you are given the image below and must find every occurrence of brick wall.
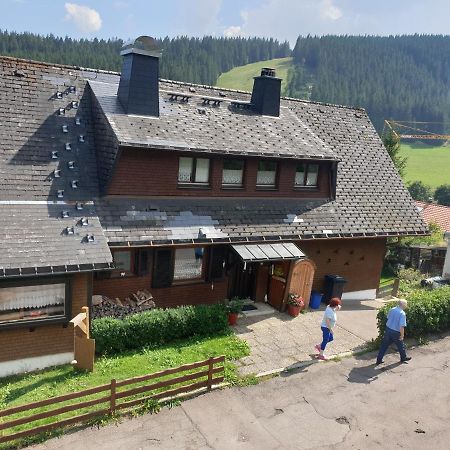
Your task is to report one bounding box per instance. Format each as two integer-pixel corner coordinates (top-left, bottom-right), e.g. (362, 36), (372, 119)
(107, 148), (331, 199)
(298, 237), (387, 292)
(0, 273), (90, 363)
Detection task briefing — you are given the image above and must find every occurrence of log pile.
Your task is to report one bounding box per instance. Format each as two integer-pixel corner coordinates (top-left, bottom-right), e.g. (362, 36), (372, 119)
(92, 290), (156, 319)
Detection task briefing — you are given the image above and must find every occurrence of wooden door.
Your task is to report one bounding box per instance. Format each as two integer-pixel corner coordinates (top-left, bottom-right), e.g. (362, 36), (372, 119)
(286, 259), (316, 308)
(268, 276), (286, 310)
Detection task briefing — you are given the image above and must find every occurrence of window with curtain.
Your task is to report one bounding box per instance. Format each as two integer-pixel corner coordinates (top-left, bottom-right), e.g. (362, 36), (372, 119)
(256, 161), (278, 187)
(222, 160), (244, 186)
(295, 163), (319, 187)
(178, 157), (210, 185)
(0, 283), (66, 324)
(173, 247), (204, 281)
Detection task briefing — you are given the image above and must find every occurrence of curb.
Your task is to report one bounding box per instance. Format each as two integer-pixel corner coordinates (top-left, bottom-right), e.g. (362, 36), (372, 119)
(254, 346), (372, 379)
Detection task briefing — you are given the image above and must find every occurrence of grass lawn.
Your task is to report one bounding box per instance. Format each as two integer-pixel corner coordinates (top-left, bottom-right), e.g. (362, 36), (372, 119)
(216, 57), (292, 94)
(400, 142), (450, 188)
(0, 332), (249, 448)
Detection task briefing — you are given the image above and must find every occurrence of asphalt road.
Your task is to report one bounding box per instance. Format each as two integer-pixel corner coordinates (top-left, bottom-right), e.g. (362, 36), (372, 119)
(35, 336), (450, 450)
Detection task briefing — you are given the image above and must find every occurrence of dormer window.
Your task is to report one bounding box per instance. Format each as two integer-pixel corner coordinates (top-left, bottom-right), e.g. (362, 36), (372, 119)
(295, 163), (319, 187)
(257, 161), (278, 188)
(222, 160), (244, 187)
(178, 157), (210, 186)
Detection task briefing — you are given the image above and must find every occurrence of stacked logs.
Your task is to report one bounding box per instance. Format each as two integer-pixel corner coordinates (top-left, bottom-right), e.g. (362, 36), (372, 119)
(92, 290), (156, 320)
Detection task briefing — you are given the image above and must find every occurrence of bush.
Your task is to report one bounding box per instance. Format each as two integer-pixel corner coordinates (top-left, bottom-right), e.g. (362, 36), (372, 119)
(397, 267), (422, 296)
(377, 286), (450, 339)
(92, 304), (229, 354)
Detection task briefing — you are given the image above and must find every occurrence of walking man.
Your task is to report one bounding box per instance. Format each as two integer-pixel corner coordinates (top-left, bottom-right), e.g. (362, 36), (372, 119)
(376, 299), (412, 364)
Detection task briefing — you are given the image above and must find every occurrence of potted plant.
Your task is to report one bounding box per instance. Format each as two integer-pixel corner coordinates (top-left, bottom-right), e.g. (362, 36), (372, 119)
(287, 293), (304, 317)
(226, 297), (244, 325)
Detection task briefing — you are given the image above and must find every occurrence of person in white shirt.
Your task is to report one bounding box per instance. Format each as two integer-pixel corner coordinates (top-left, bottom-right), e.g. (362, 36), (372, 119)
(315, 297), (342, 360)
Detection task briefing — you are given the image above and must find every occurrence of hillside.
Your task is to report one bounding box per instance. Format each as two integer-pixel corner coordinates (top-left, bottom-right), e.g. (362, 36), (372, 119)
(216, 57), (292, 94)
(288, 35), (450, 133)
(0, 30), (290, 86)
(399, 143), (450, 188)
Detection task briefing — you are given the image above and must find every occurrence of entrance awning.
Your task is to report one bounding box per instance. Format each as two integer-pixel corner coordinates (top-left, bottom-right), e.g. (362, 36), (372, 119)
(231, 243), (305, 262)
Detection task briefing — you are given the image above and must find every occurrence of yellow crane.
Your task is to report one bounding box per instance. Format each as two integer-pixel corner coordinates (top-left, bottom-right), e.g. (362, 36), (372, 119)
(384, 120), (450, 141)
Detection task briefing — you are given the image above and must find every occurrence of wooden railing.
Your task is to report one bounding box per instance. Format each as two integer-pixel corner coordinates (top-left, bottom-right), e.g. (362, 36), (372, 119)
(0, 356), (225, 445)
(377, 279), (400, 298)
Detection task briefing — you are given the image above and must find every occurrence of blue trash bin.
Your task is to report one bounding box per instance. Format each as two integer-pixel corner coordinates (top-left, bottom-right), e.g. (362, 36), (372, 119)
(309, 290), (323, 309)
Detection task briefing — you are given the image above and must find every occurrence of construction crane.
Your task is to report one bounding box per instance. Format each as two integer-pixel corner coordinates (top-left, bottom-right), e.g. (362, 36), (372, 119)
(383, 120), (450, 141)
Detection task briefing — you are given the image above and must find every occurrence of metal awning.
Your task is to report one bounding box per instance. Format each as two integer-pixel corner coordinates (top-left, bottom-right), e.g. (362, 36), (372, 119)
(231, 243), (305, 262)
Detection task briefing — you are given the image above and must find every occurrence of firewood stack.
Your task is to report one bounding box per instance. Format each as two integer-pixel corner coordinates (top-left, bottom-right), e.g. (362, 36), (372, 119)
(92, 290), (156, 319)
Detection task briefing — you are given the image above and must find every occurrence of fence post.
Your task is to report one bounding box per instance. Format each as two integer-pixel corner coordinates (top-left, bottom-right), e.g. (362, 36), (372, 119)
(207, 358), (214, 391)
(392, 279), (400, 297)
(110, 379), (116, 415)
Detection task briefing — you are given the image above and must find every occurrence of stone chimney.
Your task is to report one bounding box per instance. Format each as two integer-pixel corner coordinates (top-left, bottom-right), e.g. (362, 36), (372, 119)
(250, 68), (281, 117)
(117, 36), (161, 117)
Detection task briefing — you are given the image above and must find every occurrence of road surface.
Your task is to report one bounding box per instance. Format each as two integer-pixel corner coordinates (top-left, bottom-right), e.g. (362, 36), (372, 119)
(35, 336), (450, 450)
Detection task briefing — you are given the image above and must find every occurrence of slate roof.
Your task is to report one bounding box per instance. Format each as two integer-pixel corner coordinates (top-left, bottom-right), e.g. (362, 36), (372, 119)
(0, 56), (112, 275)
(88, 79), (337, 161)
(415, 201), (450, 232)
(0, 55), (428, 271)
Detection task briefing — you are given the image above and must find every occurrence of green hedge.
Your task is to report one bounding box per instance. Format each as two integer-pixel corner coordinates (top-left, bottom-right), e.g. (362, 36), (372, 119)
(91, 304), (229, 354)
(377, 286), (450, 338)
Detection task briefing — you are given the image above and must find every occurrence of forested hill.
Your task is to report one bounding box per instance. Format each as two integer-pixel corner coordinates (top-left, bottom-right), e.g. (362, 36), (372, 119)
(0, 30), (290, 86)
(287, 35), (450, 132)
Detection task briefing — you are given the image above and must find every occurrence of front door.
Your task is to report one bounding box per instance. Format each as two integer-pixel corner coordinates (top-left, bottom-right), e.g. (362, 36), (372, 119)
(267, 261), (290, 310)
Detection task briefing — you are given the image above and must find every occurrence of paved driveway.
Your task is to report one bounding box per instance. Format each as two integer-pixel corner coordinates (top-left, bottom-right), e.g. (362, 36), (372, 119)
(234, 300), (383, 375)
(35, 335), (450, 450)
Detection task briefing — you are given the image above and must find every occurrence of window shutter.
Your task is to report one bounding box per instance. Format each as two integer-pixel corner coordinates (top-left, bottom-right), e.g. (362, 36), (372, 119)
(152, 249), (173, 288)
(136, 250), (152, 277)
(208, 246), (227, 280)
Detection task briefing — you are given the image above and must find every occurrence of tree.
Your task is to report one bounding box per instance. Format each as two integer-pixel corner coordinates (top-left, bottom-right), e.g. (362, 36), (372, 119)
(407, 181), (433, 201)
(382, 130), (407, 177)
(434, 184), (450, 206)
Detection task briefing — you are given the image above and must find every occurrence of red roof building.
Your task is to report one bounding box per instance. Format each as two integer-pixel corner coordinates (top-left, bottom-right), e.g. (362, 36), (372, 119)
(415, 201), (450, 233)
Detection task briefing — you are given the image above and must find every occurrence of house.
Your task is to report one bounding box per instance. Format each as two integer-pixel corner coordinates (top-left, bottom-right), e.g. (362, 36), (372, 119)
(0, 36), (427, 376)
(415, 201), (450, 233)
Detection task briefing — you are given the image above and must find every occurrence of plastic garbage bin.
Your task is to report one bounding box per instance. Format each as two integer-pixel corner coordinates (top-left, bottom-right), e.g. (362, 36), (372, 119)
(309, 290), (323, 309)
(323, 275), (346, 304)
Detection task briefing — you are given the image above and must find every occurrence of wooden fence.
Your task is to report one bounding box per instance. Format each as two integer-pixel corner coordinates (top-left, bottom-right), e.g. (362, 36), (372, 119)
(377, 279), (400, 298)
(0, 356), (225, 445)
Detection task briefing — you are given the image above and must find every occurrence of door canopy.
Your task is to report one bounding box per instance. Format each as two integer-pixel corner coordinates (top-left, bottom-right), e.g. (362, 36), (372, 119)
(231, 243), (305, 263)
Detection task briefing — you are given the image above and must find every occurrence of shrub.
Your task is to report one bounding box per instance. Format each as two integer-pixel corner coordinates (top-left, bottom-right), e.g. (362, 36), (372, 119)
(377, 286), (450, 339)
(397, 268), (422, 296)
(92, 304), (228, 354)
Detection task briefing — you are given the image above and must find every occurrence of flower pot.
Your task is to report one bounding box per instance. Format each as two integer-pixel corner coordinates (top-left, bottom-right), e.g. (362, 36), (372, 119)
(287, 305), (301, 317)
(228, 312), (239, 326)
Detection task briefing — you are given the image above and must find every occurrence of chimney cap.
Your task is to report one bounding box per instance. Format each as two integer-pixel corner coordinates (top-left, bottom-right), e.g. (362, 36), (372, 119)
(121, 36), (161, 57)
(260, 67), (276, 77)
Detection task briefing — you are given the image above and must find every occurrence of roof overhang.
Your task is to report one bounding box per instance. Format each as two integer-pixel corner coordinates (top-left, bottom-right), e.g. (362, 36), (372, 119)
(231, 243), (305, 262)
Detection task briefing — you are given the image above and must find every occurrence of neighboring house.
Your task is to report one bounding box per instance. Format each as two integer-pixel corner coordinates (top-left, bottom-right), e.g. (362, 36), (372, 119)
(404, 201), (450, 275)
(415, 201), (450, 233)
(0, 37), (427, 376)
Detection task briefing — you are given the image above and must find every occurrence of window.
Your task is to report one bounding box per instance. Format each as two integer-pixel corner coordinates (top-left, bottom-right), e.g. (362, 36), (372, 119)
(173, 247), (205, 281)
(0, 283), (66, 325)
(295, 163), (319, 187)
(256, 161), (277, 188)
(112, 250), (133, 277)
(178, 157), (210, 185)
(222, 160), (244, 187)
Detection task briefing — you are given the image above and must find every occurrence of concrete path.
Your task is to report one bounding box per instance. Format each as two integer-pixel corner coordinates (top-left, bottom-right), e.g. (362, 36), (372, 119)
(235, 299), (383, 375)
(34, 335), (450, 450)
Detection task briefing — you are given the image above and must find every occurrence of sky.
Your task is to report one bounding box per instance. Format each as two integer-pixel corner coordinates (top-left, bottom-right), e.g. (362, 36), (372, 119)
(2, 0), (450, 46)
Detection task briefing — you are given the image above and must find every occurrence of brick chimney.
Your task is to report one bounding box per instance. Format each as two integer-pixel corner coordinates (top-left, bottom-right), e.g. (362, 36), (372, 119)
(118, 36), (161, 117)
(250, 68), (282, 117)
